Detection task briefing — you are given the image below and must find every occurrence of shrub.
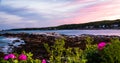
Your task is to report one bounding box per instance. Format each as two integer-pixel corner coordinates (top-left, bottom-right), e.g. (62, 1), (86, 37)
(83, 37), (102, 63)
(44, 39), (87, 63)
(100, 38), (120, 63)
(1, 37), (120, 63)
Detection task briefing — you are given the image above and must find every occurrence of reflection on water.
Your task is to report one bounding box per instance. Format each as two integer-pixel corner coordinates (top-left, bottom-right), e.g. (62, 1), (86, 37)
(0, 30), (120, 36)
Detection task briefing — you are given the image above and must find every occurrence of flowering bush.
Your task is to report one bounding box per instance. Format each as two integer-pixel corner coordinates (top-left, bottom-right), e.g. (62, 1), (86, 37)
(1, 38), (120, 63)
(84, 37), (101, 63)
(0, 52), (42, 63)
(100, 38), (120, 63)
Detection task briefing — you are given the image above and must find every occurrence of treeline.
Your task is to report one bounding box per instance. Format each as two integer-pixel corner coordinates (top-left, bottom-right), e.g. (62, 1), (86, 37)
(10, 19), (120, 30)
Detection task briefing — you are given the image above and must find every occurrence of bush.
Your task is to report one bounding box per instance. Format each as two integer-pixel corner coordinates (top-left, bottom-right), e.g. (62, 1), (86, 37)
(83, 37), (102, 63)
(1, 37), (120, 63)
(44, 39), (87, 63)
(100, 38), (120, 63)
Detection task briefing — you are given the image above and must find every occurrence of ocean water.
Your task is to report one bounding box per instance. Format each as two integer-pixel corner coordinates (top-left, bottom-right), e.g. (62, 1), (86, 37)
(0, 30), (120, 36)
(0, 36), (25, 53)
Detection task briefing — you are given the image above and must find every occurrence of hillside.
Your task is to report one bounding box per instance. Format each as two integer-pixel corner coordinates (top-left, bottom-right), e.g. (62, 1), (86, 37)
(9, 19), (120, 30)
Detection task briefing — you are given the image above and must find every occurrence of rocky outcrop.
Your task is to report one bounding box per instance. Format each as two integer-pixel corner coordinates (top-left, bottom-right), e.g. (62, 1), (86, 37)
(1, 33), (120, 59)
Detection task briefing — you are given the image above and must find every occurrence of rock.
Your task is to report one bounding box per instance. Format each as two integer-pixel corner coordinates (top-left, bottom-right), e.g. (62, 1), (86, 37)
(13, 40), (21, 43)
(1, 33), (120, 59)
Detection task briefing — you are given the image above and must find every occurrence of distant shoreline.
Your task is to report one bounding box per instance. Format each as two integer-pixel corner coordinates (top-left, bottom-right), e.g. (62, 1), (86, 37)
(1, 19), (120, 31)
(1, 29), (120, 32)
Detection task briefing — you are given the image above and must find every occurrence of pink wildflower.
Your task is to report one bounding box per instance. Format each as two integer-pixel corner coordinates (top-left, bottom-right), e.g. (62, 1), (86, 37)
(4, 54), (16, 60)
(18, 54), (27, 60)
(42, 59), (46, 63)
(8, 54), (16, 59)
(4, 55), (9, 60)
(98, 42), (106, 50)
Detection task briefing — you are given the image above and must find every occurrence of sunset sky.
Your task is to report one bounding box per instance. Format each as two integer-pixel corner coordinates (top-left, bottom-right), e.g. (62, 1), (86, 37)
(0, 0), (120, 30)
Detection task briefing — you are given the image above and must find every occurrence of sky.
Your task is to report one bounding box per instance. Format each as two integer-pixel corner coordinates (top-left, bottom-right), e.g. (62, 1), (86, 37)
(0, 0), (120, 30)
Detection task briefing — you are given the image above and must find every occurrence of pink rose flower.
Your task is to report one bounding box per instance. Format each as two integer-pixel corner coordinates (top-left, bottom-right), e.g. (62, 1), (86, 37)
(98, 42), (106, 50)
(42, 59), (46, 63)
(4, 55), (9, 60)
(18, 54), (27, 60)
(4, 54), (16, 60)
(8, 54), (16, 59)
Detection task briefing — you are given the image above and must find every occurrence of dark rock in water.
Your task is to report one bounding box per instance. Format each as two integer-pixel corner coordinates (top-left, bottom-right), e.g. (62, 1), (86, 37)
(8, 43), (14, 46)
(13, 40), (21, 42)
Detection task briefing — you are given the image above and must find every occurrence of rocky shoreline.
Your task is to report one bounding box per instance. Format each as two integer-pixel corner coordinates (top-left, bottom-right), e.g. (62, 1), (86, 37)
(0, 33), (120, 59)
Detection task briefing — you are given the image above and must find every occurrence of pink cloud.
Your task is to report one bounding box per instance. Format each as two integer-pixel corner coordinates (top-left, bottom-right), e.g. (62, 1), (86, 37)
(57, 0), (120, 24)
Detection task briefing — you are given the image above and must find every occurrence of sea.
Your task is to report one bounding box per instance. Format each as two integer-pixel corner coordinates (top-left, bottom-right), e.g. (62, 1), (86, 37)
(0, 29), (120, 53)
(0, 30), (120, 36)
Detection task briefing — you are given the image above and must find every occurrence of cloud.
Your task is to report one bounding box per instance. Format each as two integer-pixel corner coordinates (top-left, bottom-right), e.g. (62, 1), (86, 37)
(1, 0), (73, 21)
(57, 0), (120, 24)
(0, 12), (23, 24)
(0, 11), (63, 29)
(1, 0), (107, 20)
(0, 0), (120, 30)
(0, 12), (40, 28)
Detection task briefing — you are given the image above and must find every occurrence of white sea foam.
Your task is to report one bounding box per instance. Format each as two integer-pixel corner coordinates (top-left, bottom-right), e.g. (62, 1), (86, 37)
(0, 37), (25, 54)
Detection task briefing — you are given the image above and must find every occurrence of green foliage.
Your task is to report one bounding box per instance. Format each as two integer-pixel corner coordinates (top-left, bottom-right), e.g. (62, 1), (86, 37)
(83, 37), (102, 63)
(84, 44), (102, 63)
(1, 37), (120, 63)
(100, 38), (120, 63)
(44, 39), (65, 63)
(44, 39), (86, 63)
(65, 47), (87, 63)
